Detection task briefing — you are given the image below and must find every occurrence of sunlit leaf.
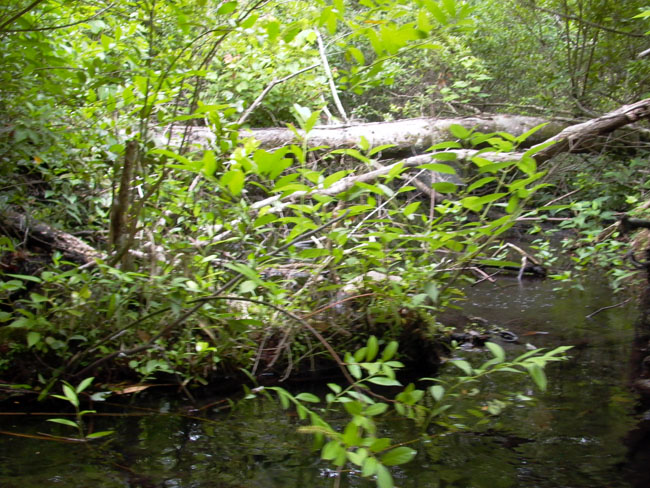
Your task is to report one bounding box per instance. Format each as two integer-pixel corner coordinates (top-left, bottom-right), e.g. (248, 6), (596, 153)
(381, 446), (417, 466)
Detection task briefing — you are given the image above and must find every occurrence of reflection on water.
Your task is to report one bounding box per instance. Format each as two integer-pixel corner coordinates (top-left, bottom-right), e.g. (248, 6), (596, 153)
(0, 276), (645, 487)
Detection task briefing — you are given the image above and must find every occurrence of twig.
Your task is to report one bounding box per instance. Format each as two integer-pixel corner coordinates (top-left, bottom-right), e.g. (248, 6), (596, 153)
(237, 64), (319, 125)
(315, 28), (348, 122)
(586, 297), (632, 319)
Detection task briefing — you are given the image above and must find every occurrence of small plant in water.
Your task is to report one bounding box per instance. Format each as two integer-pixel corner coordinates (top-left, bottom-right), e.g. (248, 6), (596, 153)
(47, 377), (113, 441)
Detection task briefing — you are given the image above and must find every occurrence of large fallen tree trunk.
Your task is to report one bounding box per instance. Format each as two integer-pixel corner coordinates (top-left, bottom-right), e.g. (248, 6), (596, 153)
(174, 101), (650, 156)
(172, 114), (568, 154)
(0, 210), (103, 266)
(251, 98), (650, 207)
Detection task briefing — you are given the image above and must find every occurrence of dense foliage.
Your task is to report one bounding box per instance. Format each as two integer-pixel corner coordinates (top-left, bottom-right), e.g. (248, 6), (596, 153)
(1, 1), (650, 485)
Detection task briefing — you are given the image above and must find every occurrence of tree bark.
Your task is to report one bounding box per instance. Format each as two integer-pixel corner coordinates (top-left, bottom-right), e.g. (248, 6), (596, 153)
(171, 114), (568, 154)
(0, 210), (103, 265)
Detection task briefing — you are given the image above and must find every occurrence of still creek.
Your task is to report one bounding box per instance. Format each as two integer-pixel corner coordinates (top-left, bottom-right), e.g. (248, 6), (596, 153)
(1, 275), (648, 487)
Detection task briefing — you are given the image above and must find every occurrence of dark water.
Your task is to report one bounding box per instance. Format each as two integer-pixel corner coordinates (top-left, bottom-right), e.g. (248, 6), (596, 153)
(0, 276), (646, 487)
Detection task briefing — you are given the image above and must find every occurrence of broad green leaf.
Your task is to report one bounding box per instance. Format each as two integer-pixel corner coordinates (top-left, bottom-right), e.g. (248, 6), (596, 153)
(424, 282), (439, 303)
(449, 124), (471, 139)
(376, 463), (394, 488)
(381, 446), (417, 466)
(322, 440), (343, 460)
(365, 403), (389, 416)
(429, 384), (445, 401)
(26, 331), (41, 348)
(348, 363), (362, 379)
(467, 177), (495, 192)
(381, 341), (398, 361)
(369, 144), (397, 156)
(62, 384), (79, 407)
(347, 448), (368, 466)
(517, 156), (537, 175)
(76, 377), (94, 394)
(450, 359), (473, 375)
(343, 421), (362, 445)
(428, 141), (462, 151)
(431, 152), (458, 161)
(403, 201), (421, 217)
(328, 383), (342, 394)
(362, 455), (379, 476)
(526, 364), (547, 391)
(295, 392), (320, 403)
(323, 170), (351, 188)
(431, 182), (457, 193)
(485, 342), (505, 363)
(217, 1), (238, 15)
(366, 335), (379, 361)
(417, 163), (456, 174)
(220, 169), (245, 196)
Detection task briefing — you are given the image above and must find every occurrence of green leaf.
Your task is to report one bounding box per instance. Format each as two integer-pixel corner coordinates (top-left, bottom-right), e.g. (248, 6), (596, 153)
(362, 455), (379, 476)
(86, 430), (114, 439)
(381, 341), (398, 361)
(381, 446), (417, 466)
(417, 163), (456, 174)
(365, 403), (389, 416)
(366, 336), (379, 361)
(47, 418), (78, 429)
(450, 360), (473, 375)
(376, 463), (394, 488)
(220, 169), (245, 196)
(517, 156), (537, 175)
(347, 448), (368, 466)
(526, 364), (547, 391)
(424, 282), (439, 303)
(485, 342), (505, 363)
(367, 377), (401, 387)
(449, 124), (471, 139)
(429, 384), (445, 401)
(295, 392), (320, 403)
(322, 440), (344, 460)
(217, 1), (238, 15)
(343, 421), (362, 445)
(328, 383), (342, 394)
(515, 122), (548, 143)
(26, 331), (41, 348)
(467, 177), (495, 192)
(348, 363), (362, 379)
(76, 377), (94, 394)
(403, 201), (421, 217)
(62, 384), (79, 408)
(431, 182), (457, 193)
(428, 141), (462, 151)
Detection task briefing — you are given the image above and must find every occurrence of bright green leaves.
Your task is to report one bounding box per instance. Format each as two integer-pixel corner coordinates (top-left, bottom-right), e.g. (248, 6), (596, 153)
(48, 378), (114, 441)
(217, 1), (238, 16)
(381, 446), (417, 466)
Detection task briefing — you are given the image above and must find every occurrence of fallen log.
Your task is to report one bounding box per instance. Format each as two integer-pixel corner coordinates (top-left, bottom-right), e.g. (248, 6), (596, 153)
(170, 114), (567, 154)
(533, 98), (650, 162)
(0, 210), (103, 266)
(251, 98), (650, 207)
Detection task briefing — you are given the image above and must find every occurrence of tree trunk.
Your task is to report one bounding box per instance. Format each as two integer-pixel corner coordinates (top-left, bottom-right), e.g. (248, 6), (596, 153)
(0, 210), (103, 266)
(171, 114), (568, 154)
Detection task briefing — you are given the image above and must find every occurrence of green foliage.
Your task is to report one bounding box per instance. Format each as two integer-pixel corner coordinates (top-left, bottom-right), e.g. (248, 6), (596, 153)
(47, 377), (113, 441)
(249, 337), (570, 487)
